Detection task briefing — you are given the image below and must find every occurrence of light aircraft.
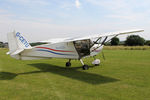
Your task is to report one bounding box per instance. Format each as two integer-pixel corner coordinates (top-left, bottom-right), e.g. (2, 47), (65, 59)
(7, 29), (144, 70)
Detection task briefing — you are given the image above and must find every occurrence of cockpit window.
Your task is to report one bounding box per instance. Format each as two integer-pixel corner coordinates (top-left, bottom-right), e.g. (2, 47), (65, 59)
(74, 39), (92, 58)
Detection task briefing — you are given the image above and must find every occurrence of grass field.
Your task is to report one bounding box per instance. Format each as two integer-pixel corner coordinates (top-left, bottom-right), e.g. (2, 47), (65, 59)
(0, 48), (150, 100)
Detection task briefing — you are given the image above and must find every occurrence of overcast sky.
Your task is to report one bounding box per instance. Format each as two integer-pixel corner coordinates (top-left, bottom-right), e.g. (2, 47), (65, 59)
(0, 0), (150, 42)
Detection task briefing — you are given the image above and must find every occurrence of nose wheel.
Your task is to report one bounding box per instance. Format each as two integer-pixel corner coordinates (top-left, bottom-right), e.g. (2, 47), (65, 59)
(92, 57), (100, 66)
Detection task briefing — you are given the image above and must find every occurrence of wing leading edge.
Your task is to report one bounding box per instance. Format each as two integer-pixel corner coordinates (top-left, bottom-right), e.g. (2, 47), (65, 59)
(41, 29), (144, 44)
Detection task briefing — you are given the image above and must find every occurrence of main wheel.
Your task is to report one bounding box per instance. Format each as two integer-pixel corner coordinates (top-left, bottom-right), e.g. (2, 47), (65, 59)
(82, 65), (89, 70)
(66, 62), (71, 67)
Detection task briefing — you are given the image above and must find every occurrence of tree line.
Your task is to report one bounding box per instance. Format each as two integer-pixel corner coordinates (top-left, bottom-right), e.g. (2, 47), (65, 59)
(0, 42), (47, 48)
(0, 42), (8, 48)
(110, 35), (150, 46)
(0, 35), (150, 48)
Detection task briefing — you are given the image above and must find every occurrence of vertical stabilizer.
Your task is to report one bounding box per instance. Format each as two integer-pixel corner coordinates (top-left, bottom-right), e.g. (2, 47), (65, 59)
(7, 31), (32, 56)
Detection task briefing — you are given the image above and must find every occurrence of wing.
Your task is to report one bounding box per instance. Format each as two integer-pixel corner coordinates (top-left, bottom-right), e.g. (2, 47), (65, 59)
(41, 29), (144, 44)
(40, 38), (68, 44)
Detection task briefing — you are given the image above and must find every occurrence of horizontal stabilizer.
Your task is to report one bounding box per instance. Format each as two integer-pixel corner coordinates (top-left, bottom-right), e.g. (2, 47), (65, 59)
(11, 49), (24, 55)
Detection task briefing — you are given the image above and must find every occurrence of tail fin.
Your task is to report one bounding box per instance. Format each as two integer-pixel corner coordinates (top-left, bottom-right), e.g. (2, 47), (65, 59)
(7, 31), (32, 57)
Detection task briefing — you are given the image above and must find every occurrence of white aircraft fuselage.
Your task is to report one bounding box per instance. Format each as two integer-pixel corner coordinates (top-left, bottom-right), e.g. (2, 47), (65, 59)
(12, 41), (103, 60)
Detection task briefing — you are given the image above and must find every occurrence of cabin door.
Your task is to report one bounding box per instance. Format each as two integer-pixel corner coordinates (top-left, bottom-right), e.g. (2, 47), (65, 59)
(73, 39), (91, 58)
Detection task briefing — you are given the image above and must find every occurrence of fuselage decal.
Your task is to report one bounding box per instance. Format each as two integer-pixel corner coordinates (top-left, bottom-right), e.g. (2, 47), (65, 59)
(16, 32), (30, 47)
(37, 49), (75, 56)
(36, 47), (73, 52)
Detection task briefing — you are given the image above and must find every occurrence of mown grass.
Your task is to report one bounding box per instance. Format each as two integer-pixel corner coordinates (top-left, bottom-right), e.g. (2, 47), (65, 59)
(0, 48), (150, 100)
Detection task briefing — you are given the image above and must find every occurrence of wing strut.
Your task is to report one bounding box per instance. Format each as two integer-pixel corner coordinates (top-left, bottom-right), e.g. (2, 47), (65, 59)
(91, 36), (108, 52)
(101, 36), (108, 45)
(104, 35), (118, 45)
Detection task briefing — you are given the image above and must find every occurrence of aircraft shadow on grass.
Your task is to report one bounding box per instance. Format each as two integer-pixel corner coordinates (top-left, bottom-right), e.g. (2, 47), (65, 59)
(0, 63), (119, 85)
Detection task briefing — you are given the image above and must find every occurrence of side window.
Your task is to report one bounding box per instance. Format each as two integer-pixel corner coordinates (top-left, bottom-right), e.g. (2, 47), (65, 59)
(74, 39), (91, 57)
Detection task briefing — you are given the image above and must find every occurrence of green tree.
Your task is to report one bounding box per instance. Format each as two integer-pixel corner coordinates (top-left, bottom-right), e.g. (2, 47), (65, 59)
(145, 40), (150, 46)
(111, 37), (120, 46)
(0, 42), (4, 48)
(125, 35), (145, 46)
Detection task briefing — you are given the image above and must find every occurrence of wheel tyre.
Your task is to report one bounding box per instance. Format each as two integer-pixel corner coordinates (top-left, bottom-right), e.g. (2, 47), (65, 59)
(95, 64), (99, 66)
(82, 65), (89, 70)
(66, 62), (71, 67)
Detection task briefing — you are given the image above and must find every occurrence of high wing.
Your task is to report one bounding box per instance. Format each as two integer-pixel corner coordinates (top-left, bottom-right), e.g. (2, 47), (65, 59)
(41, 29), (144, 44)
(40, 38), (68, 44)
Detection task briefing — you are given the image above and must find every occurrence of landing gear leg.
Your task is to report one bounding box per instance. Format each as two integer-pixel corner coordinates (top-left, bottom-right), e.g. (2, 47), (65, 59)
(80, 59), (89, 70)
(66, 59), (71, 67)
